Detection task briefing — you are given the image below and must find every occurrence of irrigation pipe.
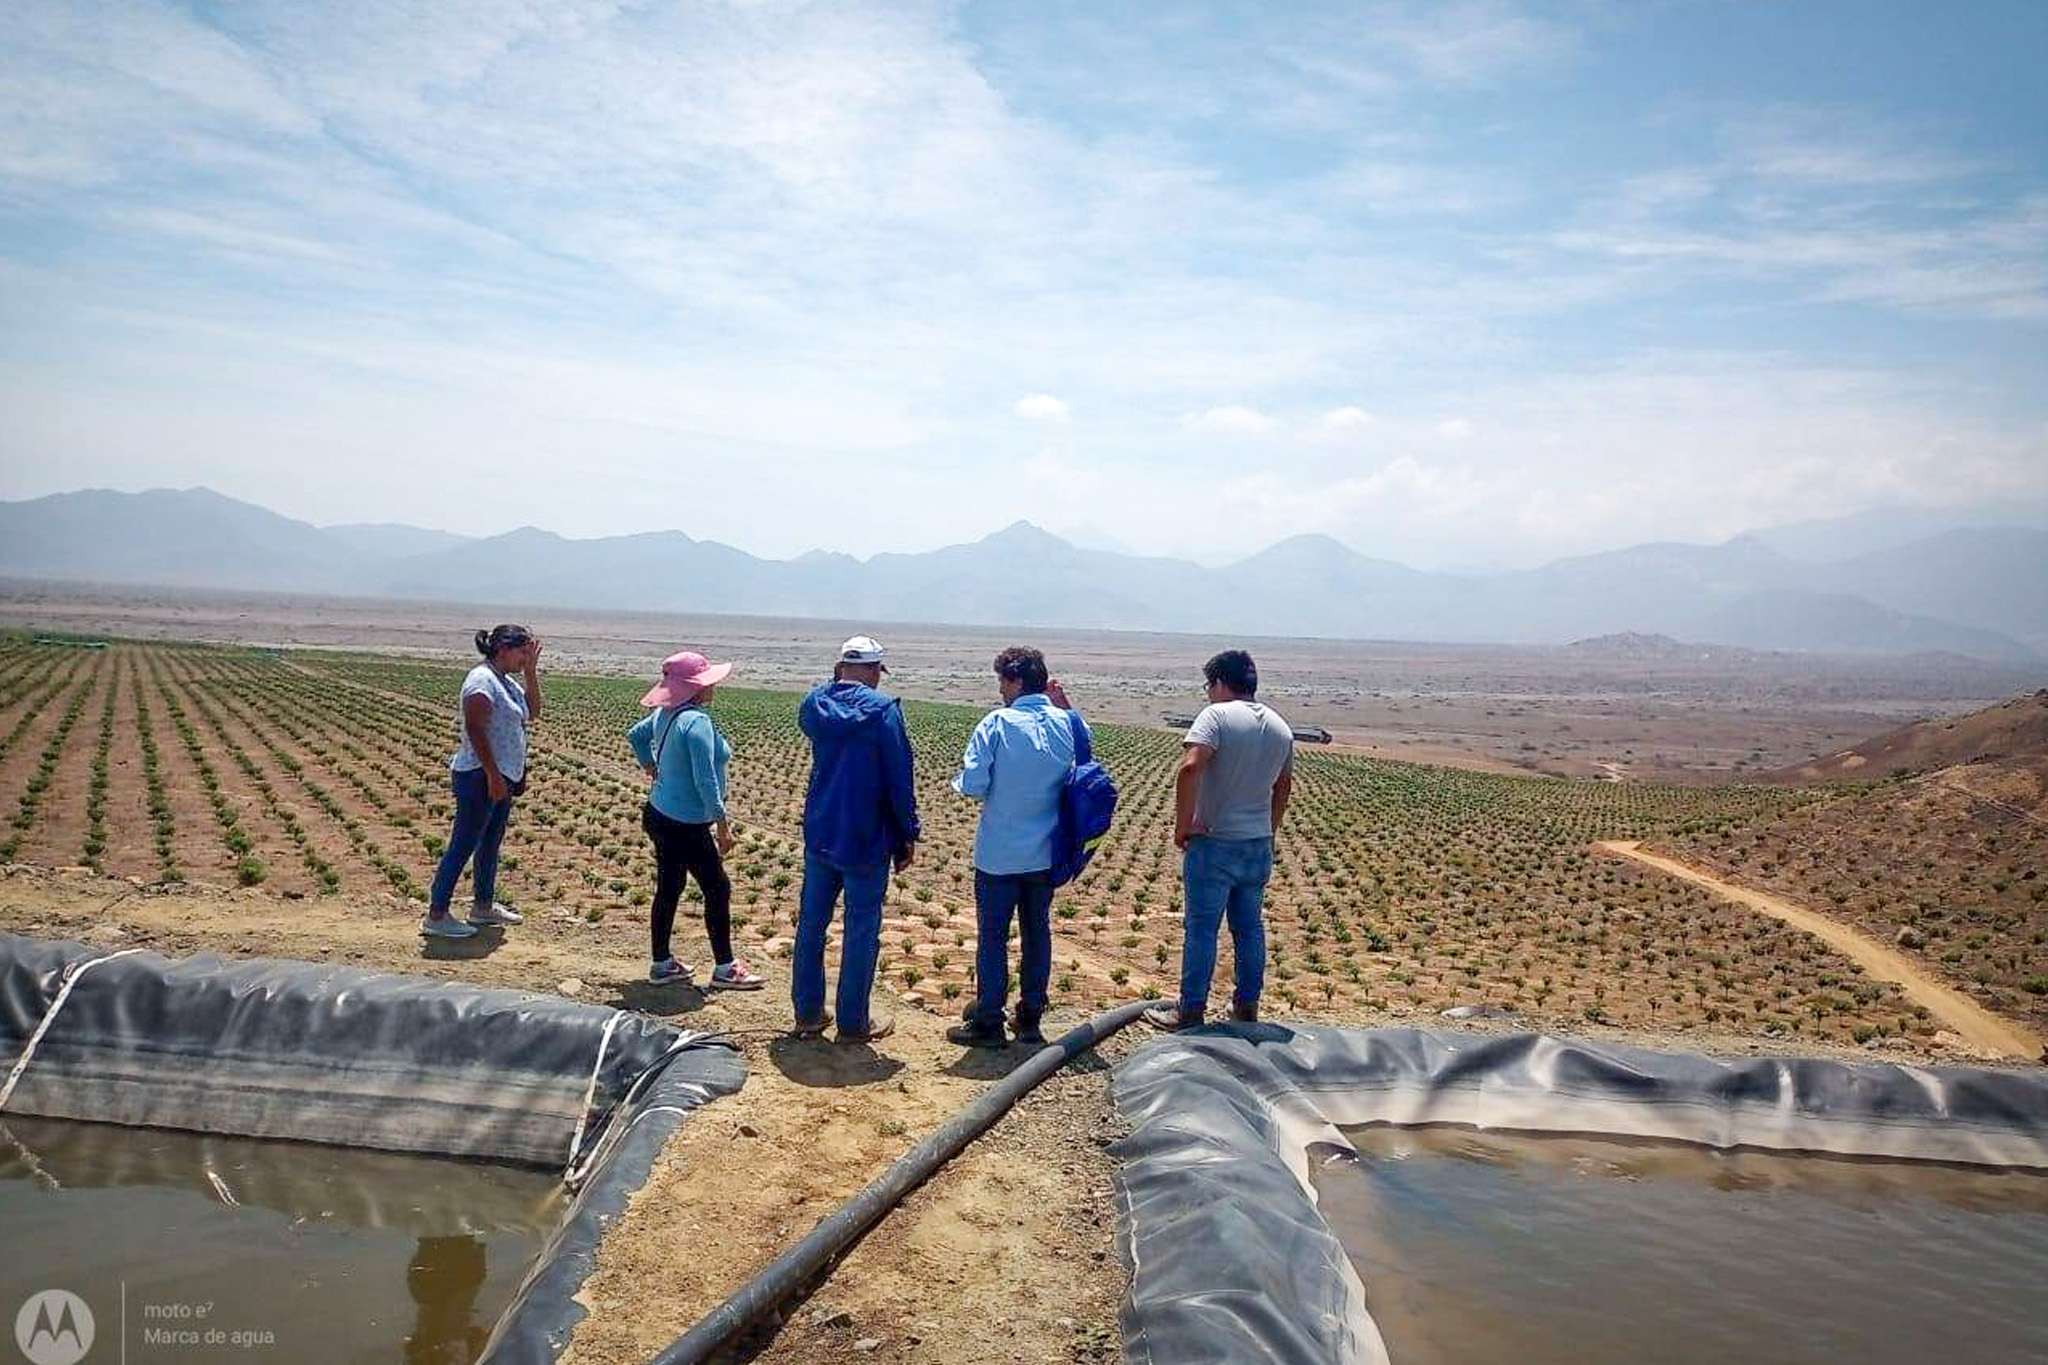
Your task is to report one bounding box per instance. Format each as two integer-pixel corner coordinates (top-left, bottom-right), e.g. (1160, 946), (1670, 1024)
(646, 997), (1158, 1365)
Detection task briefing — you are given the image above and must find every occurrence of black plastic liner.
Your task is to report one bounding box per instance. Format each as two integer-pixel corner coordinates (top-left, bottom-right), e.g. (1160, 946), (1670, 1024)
(0, 932), (745, 1364)
(1109, 1025), (2048, 1365)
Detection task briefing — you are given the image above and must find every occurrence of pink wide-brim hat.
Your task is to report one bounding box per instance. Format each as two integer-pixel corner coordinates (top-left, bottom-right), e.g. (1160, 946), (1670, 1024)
(640, 651), (734, 707)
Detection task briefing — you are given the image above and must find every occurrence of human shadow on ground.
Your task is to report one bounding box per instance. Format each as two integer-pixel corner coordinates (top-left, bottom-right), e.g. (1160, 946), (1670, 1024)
(418, 927), (504, 962)
(767, 1035), (905, 1088)
(941, 1045), (1042, 1081)
(608, 979), (712, 1018)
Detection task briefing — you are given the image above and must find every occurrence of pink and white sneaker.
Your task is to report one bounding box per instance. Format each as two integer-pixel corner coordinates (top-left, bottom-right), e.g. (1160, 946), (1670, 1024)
(709, 958), (767, 991)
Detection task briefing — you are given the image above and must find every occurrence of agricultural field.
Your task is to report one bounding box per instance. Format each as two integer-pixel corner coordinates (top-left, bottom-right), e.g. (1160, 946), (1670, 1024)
(0, 636), (1960, 1046)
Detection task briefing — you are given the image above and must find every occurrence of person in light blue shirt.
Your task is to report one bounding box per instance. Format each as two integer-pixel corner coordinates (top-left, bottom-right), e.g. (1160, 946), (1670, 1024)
(947, 646), (1088, 1049)
(625, 651), (763, 991)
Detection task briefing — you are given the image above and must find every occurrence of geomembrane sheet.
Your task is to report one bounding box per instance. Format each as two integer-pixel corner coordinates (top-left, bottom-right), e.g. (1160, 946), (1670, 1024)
(1110, 1025), (2048, 1365)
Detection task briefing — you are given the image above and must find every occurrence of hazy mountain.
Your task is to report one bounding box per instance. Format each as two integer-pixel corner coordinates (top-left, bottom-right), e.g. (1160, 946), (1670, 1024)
(3, 486), (2042, 662)
(321, 522), (472, 559)
(1226, 535), (1449, 637)
(380, 526), (808, 615)
(1482, 536), (1794, 644)
(0, 487), (363, 589)
(1692, 589), (2034, 662)
(1052, 520), (1144, 556)
(851, 522), (1208, 630)
(1746, 501), (2048, 563)
(1812, 528), (2048, 649)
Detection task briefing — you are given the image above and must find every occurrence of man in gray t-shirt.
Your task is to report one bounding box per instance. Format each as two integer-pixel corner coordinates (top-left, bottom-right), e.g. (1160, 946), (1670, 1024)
(1147, 649), (1294, 1031)
(1185, 695), (1294, 839)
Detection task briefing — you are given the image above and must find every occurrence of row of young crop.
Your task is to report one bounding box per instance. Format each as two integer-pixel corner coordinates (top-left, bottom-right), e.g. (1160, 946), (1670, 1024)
(271, 648), (1922, 1034)
(0, 641), (1932, 1040)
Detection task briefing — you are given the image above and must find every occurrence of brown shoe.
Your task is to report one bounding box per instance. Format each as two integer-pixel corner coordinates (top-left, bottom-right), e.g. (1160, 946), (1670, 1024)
(790, 1009), (833, 1040)
(1230, 999), (1259, 1024)
(1143, 1002), (1205, 1031)
(835, 1013), (895, 1044)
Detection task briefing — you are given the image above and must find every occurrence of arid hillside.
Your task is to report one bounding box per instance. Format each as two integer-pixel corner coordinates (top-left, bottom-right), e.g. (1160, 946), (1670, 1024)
(1769, 688), (2048, 784)
(1664, 729), (2048, 1036)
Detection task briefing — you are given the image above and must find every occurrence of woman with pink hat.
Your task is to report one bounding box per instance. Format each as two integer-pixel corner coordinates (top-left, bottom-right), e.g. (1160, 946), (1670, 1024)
(626, 651), (764, 989)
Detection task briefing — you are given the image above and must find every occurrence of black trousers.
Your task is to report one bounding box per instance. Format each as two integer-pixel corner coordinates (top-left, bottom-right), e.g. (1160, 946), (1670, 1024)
(641, 803), (733, 966)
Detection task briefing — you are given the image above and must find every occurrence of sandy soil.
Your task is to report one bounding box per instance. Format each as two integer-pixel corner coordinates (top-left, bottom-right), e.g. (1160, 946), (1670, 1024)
(1598, 841), (2044, 1061)
(6, 580), (2033, 786)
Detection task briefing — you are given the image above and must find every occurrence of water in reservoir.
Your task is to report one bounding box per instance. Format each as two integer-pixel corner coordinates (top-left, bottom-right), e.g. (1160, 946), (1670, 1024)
(1312, 1125), (2048, 1365)
(1, 1114), (564, 1364)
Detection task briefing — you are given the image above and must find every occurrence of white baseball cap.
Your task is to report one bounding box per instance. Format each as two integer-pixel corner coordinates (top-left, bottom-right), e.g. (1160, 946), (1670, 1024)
(838, 635), (888, 669)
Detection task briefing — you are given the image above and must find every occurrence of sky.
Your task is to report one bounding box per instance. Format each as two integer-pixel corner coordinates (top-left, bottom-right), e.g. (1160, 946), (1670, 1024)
(1, 0), (2044, 569)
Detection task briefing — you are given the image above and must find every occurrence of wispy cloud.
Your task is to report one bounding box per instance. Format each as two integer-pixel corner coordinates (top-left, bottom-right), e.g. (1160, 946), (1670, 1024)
(1014, 393), (1070, 422)
(1185, 405), (1281, 436)
(0, 0), (2042, 567)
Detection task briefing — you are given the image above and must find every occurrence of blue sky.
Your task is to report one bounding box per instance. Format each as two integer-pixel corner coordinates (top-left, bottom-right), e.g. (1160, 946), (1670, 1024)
(1, 0), (2043, 568)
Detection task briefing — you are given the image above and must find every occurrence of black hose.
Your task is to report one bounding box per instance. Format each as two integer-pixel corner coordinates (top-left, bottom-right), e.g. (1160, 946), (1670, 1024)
(646, 997), (1157, 1365)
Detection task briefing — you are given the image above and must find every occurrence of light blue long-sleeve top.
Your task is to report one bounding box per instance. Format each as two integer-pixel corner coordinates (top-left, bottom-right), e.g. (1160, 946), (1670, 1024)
(627, 705), (731, 825)
(952, 692), (1087, 875)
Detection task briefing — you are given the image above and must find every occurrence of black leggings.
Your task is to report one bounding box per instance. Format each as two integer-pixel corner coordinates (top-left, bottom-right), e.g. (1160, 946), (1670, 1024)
(641, 804), (733, 966)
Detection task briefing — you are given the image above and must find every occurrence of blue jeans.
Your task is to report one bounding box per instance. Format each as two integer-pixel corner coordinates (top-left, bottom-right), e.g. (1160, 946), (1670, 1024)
(793, 853), (890, 1032)
(1178, 836), (1272, 1015)
(430, 768), (514, 913)
(971, 869), (1054, 1031)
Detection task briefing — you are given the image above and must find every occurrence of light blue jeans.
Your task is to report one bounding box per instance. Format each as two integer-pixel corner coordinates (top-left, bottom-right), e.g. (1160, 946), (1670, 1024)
(1178, 836), (1272, 1016)
(793, 853), (891, 1032)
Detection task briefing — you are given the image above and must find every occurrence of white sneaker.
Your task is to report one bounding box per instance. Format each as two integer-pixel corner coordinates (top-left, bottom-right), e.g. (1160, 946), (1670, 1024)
(422, 914), (479, 939)
(710, 959), (767, 990)
(468, 902), (523, 926)
(649, 958), (694, 984)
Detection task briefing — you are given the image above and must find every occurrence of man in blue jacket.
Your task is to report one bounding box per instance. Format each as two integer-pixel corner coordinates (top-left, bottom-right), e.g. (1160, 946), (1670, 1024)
(792, 635), (921, 1043)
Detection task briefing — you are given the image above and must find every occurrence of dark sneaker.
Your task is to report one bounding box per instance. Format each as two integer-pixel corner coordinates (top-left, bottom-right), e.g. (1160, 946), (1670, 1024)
(835, 1014), (895, 1045)
(1012, 1016), (1047, 1047)
(790, 1009), (834, 1040)
(1143, 1002), (1205, 1031)
(1230, 999), (1259, 1024)
(946, 1020), (1006, 1049)
(648, 958), (693, 985)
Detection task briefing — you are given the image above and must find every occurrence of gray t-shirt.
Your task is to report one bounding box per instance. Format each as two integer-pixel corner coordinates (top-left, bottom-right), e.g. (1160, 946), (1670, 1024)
(451, 663), (529, 782)
(1186, 700), (1294, 840)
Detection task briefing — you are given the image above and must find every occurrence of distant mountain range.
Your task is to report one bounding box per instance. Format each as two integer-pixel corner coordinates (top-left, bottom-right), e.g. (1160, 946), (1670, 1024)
(2, 486), (2044, 662)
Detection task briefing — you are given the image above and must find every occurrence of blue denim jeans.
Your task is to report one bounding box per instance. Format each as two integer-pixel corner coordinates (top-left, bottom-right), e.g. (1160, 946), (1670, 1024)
(430, 767), (514, 913)
(1178, 836), (1273, 1015)
(793, 853), (891, 1032)
(971, 869), (1054, 1032)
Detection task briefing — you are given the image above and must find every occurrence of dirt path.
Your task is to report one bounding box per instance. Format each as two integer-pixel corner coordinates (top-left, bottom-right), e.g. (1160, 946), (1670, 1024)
(1596, 840), (2043, 1061)
(1935, 773), (2048, 830)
